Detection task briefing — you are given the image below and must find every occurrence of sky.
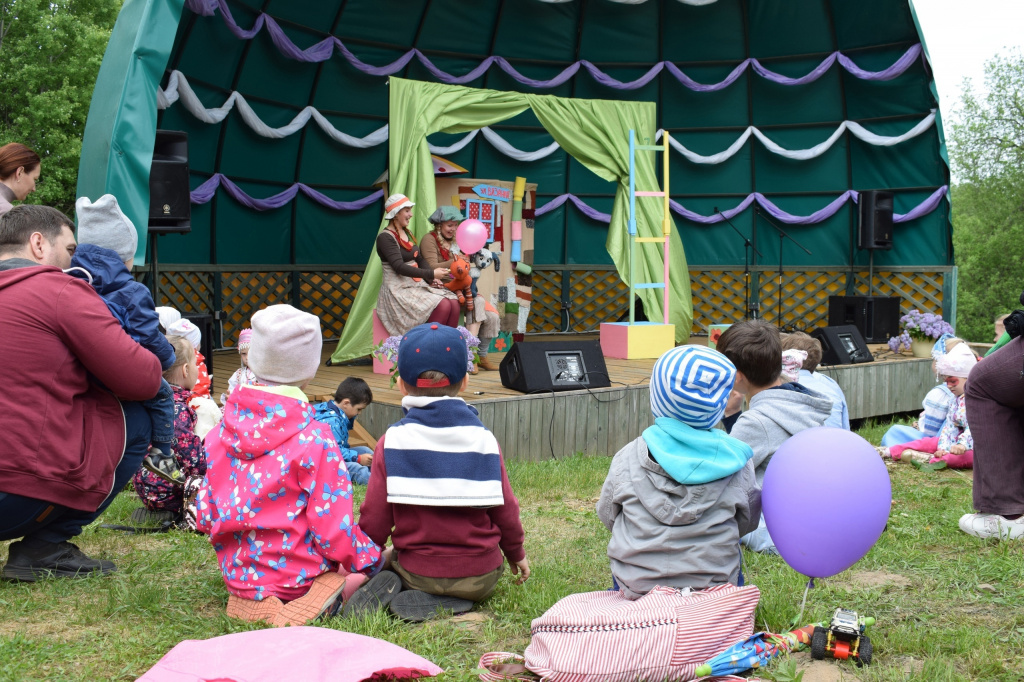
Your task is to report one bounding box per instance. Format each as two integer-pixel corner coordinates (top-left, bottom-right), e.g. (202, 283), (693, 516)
(911, 0), (1024, 117)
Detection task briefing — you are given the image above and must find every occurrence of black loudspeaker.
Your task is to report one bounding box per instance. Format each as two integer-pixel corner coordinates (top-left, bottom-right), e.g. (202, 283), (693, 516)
(812, 325), (873, 366)
(149, 130), (191, 233)
(499, 340), (611, 393)
(182, 313), (214, 373)
(857, 190), (893, 250)
(828, 295), (901, 344)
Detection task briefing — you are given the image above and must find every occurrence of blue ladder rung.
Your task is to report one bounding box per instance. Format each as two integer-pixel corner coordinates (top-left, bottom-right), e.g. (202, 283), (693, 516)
(634, 283), (666, 289)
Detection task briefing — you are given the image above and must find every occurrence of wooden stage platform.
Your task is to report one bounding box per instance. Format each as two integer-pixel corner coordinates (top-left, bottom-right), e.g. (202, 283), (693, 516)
(211, 339), (933, 462)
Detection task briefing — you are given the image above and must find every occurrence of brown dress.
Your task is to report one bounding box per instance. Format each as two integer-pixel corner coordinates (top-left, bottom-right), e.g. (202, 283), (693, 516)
(375, 228), (456, 337)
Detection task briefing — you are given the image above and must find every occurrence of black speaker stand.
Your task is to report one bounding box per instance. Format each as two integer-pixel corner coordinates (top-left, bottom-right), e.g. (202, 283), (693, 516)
(715, 207), (763, 320)
(755, 209), (812, 331)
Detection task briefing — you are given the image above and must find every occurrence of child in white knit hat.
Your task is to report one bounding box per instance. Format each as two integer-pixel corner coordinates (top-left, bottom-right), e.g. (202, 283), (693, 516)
(220, 327), (257, 406)
(68, 194), (178, 479)
(881, 342), (978, 469)
(166, 317), (220, 438)
(197, 305), (388, 627)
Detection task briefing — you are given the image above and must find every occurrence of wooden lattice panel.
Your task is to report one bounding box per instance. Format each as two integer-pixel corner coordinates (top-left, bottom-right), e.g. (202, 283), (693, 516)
(688, 270), (748, 334)
(852, 271), (944, 315)
(154, 271), (214, 314)
(221, 272), (290, 346)
(299, 272), (362, 340)
(758, 270), (847, 331)
(528, 270), (562, 333)
(569, 270), (630, 331)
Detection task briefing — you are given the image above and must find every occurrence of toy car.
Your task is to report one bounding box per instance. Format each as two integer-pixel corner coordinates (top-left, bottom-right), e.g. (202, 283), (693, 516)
(810, 608), (874, 665)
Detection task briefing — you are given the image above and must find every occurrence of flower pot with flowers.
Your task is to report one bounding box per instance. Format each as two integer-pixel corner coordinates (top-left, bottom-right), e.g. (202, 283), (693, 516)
(372, 326), (480, 387)
(887, 309), (954, 358)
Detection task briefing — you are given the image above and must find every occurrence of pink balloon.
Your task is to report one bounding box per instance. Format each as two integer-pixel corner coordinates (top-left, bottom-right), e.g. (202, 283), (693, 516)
(456, 219), (489, 255)
(762, 427), (891, 578)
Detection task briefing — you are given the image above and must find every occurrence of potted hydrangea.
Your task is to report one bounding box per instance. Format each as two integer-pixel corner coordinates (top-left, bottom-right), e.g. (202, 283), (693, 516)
(372, 326), (480, 387)
(887, 309), (954, 358)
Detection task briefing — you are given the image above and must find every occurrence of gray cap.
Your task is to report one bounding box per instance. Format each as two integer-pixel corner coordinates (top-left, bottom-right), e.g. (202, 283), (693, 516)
(75, 194), (138, 262)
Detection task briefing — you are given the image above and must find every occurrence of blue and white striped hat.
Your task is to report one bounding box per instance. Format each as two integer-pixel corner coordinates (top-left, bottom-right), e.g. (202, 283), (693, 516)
(650, 345), (737, 429)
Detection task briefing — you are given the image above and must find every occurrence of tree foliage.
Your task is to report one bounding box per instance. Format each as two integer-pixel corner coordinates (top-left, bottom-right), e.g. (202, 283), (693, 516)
(0, 0), (121, 214)
(949, 50), (1024, 343)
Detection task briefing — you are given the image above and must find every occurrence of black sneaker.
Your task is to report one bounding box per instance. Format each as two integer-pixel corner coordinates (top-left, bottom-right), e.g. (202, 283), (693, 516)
(1, 539), (117, 582)
(388, 590), (473, 622)
(129, 507), (177, 527)
(341, 570), (403, 618)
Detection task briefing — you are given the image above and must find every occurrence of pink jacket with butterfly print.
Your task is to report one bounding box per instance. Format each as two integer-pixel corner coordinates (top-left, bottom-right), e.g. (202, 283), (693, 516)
(196, 384), (382, 601)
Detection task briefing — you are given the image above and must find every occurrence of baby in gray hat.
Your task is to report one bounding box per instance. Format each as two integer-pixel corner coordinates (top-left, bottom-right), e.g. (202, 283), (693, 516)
(67, 194), (180, 485)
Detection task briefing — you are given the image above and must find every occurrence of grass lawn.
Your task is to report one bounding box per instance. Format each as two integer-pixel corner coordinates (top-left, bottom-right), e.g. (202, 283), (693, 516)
(3, 418), (1024, 681)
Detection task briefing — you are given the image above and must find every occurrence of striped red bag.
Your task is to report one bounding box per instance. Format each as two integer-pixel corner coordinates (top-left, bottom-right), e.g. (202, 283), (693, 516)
(522, 584), (759, 682)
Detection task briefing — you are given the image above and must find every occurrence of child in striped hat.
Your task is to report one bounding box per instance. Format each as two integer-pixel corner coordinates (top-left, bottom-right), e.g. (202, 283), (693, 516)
(597, 345), (761, 597)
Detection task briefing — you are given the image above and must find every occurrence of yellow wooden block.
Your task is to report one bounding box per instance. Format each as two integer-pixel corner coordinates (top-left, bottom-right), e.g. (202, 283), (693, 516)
(600, 322), (675, 360)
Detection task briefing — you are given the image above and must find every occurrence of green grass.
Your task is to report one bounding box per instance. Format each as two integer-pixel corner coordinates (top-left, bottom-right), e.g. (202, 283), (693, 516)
(3, 422), (1023, 681)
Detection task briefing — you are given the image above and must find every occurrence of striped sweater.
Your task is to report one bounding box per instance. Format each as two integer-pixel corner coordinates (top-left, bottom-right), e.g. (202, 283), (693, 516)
(359, 395), (525, 579)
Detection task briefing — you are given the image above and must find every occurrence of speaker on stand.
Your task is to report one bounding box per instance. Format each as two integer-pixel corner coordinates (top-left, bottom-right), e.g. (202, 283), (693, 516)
(499, 340), (611, 393)
(148, 130), (191, 305)
(857, 190), (894, 299)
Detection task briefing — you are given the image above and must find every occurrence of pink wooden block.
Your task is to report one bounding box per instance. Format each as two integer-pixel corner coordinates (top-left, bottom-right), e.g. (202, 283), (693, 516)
(372, 311), (393, 375)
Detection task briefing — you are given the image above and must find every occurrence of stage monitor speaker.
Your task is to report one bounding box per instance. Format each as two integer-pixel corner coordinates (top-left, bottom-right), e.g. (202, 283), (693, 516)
(149, 130), (191, 233)
(812, 325), (873, 366)
(827, 295), (901, 344)
(499, 340), (611, 394)
(858, 190), (893, 250)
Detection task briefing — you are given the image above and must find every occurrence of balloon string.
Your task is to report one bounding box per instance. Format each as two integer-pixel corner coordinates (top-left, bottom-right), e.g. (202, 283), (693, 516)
(795, 578), (814, 624)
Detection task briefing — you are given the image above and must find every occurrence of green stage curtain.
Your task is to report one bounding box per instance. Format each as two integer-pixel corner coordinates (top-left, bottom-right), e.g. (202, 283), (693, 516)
(330, 78), (692, 363)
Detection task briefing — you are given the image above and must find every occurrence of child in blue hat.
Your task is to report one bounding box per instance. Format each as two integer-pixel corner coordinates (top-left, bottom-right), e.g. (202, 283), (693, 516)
(597, 344), (761, 597)
(359, 323), (529, 622)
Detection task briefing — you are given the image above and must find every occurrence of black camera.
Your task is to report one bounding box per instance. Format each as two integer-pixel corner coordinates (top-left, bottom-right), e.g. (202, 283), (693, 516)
(1003, 289), (1024, 339)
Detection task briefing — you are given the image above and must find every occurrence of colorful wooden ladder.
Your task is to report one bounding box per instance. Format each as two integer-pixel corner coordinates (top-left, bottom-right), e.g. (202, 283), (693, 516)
(600, 129), (675, 359)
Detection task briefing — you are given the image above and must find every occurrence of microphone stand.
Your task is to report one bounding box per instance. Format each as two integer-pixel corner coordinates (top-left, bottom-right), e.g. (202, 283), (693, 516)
(755, 208), (812, 331)
(715, 207), (763, 320)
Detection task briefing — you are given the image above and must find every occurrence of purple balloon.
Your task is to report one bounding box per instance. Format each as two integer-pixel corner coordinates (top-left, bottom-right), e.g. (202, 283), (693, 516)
(762, 427), (891, 578)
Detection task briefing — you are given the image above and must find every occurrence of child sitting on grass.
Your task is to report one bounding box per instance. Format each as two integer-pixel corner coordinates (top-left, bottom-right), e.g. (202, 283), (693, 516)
(166, 317), (221, 437)
(359, 323), (530, 622)
(313, 377), (375, 485)
(597, 345), (760, 596)
(717, 320), (832, 553)
(130, 335), (207, 525)
(220, 327), (257, 405)
(197, 305), (386, 627)
(781, 332), (850, 429)
(881, 334), (958, 447)
(880, 342), (976, 468)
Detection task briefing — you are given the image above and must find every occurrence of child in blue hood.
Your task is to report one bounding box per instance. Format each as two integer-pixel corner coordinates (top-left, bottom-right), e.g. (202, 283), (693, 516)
(68, 195), (178, 481)
(597, 345), (760, 597)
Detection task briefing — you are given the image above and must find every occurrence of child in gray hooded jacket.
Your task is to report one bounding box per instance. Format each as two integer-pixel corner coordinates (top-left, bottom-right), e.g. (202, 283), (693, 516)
(597, 345), (761, 598)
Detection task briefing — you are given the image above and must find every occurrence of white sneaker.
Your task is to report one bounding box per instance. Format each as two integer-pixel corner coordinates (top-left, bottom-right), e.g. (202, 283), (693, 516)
(875, 446), (891, 459)
(959, 513), (1024, 540)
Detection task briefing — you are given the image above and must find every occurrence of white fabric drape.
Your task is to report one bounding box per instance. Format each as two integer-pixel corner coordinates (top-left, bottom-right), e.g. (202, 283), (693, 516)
(158, 70), (936, 164)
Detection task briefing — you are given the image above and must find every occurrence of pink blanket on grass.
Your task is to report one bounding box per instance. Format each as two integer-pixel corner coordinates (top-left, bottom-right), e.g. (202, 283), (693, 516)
(137, 626), (443, 682)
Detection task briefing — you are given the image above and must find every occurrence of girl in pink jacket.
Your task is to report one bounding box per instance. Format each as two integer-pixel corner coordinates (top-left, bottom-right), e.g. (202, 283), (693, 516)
(197, 305), (383, 627)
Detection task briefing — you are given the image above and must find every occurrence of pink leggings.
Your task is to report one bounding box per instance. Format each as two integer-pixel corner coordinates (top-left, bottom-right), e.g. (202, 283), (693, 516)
(426, 298), (459, 328)
(890, 437), (974, 468)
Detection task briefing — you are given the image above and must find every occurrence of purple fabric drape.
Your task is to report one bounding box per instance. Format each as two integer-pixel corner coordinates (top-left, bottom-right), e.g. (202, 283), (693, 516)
(190, 174), (383, 212)
(186, 0), (923, 91)
(536, 186), (948, 225)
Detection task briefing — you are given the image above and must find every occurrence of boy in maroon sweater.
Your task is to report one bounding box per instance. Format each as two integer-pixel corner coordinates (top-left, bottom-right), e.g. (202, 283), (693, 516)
(358, 323), (529, 622)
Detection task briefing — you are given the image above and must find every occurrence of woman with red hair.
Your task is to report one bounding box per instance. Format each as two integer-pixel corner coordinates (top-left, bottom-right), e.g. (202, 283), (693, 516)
(0, 143), (41, 216)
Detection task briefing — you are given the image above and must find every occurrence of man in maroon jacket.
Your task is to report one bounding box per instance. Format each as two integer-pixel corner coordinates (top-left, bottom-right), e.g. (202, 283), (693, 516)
(0, 205), (163, 581)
